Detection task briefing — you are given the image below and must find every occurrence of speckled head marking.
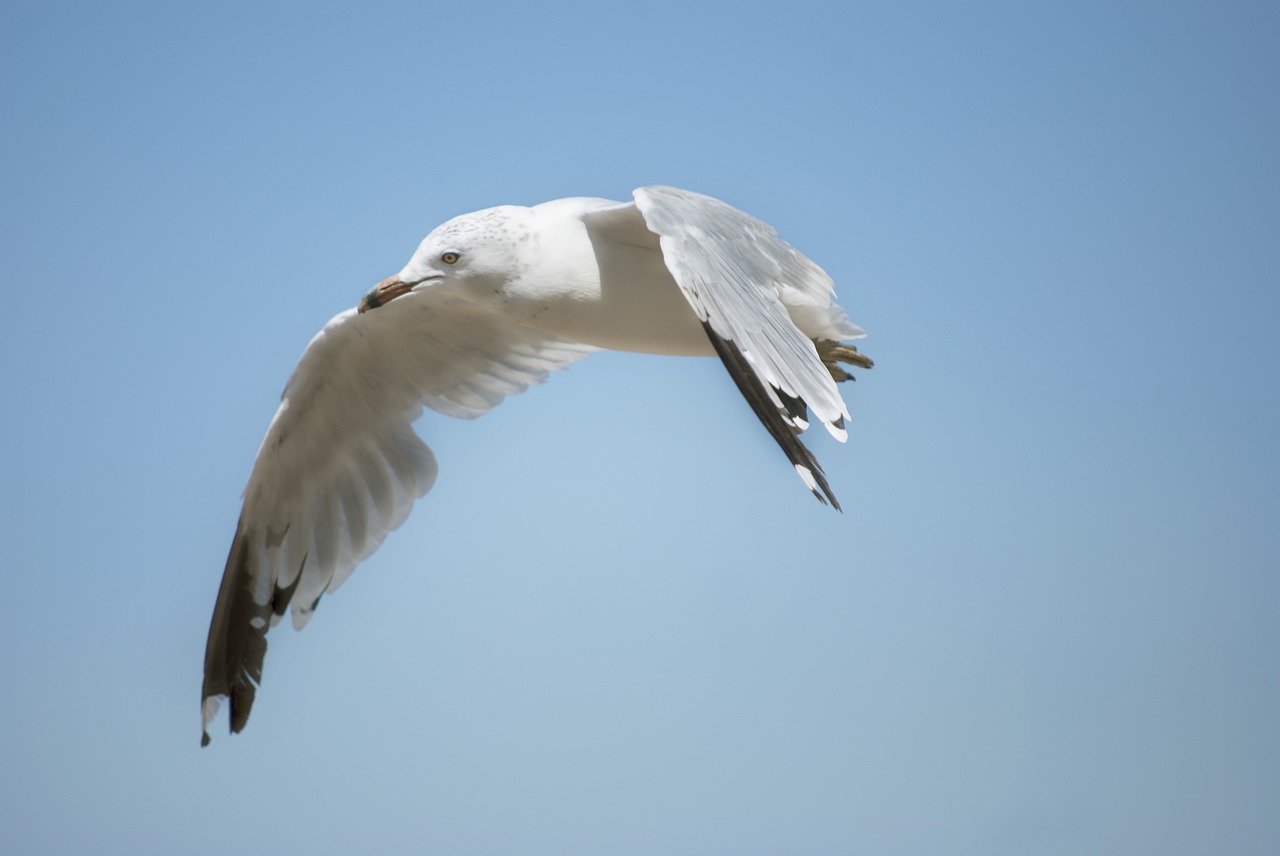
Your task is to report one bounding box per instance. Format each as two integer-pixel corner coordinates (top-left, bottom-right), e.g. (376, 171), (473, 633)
(430, 205), (523, 246)
(359, 206), (540, 312)
(402, 205), (539, 283)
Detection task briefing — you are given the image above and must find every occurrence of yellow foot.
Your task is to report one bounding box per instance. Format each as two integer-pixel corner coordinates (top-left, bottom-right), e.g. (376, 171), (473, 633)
(816, 340), (874, 382)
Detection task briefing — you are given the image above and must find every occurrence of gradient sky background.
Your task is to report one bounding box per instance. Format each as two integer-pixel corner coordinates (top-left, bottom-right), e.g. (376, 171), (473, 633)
(2, 2), (1278, 854)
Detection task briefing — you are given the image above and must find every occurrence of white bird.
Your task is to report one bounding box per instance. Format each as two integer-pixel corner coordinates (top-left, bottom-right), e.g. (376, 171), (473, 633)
(201, 186), (873, 744)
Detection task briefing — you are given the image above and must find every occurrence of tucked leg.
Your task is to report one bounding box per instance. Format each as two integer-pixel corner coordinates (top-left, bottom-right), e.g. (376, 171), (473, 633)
(816, 340), (874, 383)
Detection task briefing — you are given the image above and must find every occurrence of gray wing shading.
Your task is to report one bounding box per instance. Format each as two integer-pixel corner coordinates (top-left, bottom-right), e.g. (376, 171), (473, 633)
(584, 185), (854, 509)
(202, 289), (593, 744)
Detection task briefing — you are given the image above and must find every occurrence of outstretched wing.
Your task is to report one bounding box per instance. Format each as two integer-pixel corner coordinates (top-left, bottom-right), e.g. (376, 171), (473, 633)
(202, 288), (592, 744)
(584, 186), (857, 509)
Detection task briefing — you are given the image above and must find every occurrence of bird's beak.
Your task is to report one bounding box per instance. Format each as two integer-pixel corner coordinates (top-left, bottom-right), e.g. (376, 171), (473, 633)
(358, 275), (413, 314)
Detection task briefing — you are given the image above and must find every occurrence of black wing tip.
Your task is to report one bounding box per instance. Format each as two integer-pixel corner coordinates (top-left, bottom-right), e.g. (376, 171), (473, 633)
(702, 321), (844, 511)
(816, 485), (843, 514)
(798, 461), (842, 512)
(202, 518), (272, 745)
(230, 682), (257, 734)
(200, 672), (260, 746)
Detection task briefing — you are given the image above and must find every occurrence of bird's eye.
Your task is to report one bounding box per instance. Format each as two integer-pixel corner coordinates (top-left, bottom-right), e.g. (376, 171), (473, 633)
(441, 251), (460, 264)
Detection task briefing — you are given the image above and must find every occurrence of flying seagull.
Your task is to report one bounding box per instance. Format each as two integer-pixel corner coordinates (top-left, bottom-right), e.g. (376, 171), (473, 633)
(201, 186), (873, 744)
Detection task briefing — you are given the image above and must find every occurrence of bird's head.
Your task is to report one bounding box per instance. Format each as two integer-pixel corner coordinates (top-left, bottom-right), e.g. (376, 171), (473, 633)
(359, 205), (534, 313)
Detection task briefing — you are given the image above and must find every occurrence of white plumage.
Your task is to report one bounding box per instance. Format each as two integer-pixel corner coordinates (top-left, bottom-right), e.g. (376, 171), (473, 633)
(202, 186), (872, 744)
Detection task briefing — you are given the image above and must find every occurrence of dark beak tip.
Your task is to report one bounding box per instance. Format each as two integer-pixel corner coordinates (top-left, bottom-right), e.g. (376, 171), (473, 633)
(358, 275), (406, 314)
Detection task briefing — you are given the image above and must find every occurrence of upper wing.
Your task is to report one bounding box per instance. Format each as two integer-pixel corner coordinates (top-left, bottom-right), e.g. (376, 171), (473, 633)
(202, 287), (593, 744)
(584, 186), (855, 509)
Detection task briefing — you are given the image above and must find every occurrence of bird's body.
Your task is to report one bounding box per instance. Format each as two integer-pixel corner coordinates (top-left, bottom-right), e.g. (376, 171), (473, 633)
(435, 196), (716, 355)
(201, 186), (873, 744)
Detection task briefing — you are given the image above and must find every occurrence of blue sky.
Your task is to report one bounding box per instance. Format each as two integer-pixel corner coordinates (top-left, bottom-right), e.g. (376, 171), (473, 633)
(2, 1), (1277, 853)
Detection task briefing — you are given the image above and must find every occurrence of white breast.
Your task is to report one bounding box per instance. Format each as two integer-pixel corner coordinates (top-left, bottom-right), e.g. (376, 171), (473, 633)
(465, 198), (716, 357)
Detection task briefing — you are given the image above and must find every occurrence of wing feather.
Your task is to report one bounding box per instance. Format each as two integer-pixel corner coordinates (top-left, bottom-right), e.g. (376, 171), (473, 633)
(584, 186), (863, 506)
(633, 185), (850, 438)
(201, 288), (593, 744)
